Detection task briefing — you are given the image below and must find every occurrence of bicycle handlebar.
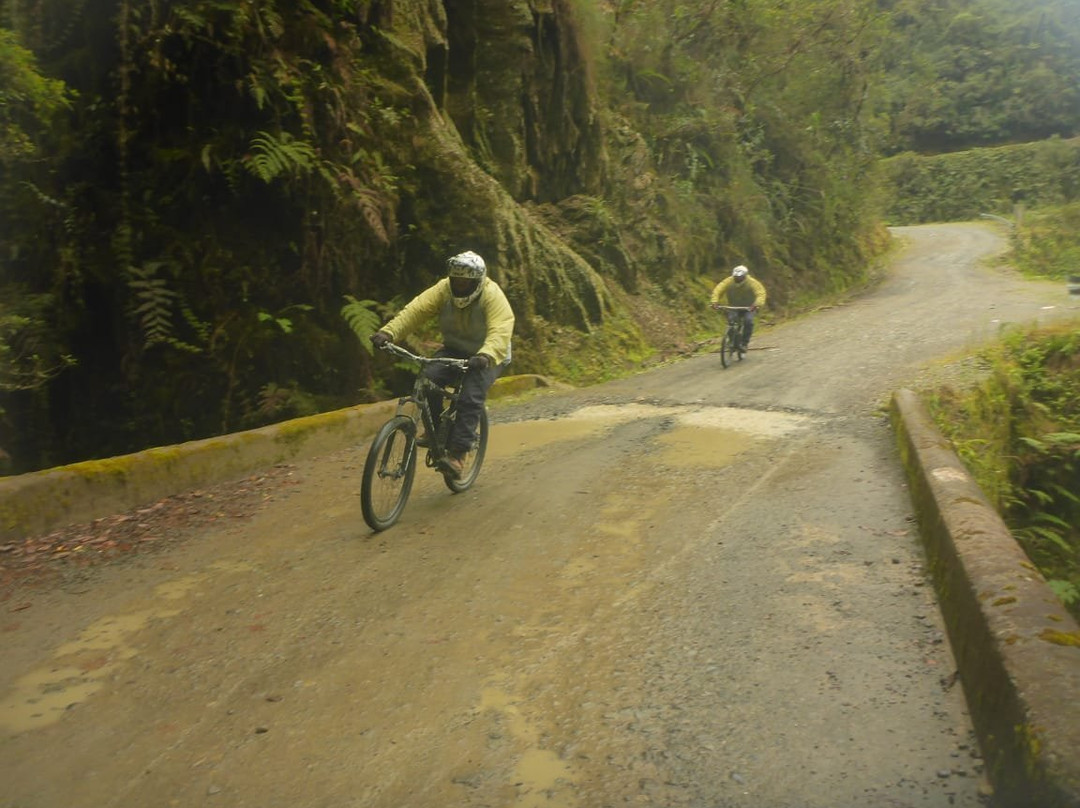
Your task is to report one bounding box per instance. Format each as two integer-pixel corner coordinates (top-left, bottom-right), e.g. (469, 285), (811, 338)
(379, 341), (469, 370)
(712, 304), (755, 311)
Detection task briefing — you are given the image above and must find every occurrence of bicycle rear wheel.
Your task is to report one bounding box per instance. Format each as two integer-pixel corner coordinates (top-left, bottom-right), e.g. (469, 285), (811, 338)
(444, 408), (488, 493)
(361, 416), (418, 531)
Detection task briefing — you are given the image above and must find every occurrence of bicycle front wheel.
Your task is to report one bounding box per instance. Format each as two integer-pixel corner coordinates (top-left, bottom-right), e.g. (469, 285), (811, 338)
(444, 408), (488, 493)
(720, 329), (736, 368)
(361, 416), (418, 531)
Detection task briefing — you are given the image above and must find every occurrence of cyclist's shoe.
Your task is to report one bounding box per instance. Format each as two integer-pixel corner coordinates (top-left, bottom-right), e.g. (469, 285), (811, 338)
(440, 453), (465, 479)
(415, 431), (430, 448)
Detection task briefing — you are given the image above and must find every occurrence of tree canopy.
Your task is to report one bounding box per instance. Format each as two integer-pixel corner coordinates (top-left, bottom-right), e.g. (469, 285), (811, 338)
(876, 0), (1080, 152)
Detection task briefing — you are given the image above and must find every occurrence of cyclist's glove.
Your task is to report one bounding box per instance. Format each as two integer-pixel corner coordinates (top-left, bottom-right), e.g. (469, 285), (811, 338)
(468, 354), (491, 371)
(371, 331), (391, 349)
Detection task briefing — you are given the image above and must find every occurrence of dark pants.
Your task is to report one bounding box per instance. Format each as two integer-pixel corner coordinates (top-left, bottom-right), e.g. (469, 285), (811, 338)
(423, 348), (501, 455)
(730, 309), (755, 347)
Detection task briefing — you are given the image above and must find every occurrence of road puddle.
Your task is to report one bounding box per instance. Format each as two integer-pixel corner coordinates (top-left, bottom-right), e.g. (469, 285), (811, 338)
(654, 425), (754, 467)
(489, 403), (683, 458)
(491, 403), (809, 466)
(481, 686), (578, 807)
(673, 406), (810, 437)
(0, 560), (253, 735)
(0, 607), (180, 734)
(155, 575), (202, 601)
(487, 420), (613, 458)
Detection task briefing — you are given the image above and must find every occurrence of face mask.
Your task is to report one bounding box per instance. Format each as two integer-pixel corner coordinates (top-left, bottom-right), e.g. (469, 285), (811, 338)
(450, 277), (479, 298)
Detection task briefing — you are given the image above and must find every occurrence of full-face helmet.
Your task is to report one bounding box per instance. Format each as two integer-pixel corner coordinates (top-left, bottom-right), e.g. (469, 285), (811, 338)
(447, 251), (487, 308)
(732, 265), (749, 283)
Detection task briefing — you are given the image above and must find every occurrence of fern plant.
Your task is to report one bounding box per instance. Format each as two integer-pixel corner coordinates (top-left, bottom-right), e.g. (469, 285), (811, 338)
(336, 164), (392, 245)
(246, 130), (317, 183)
(128, 262), (179, 347)
(257, 303), (314, 335)
(127, 262), (207, 352)
(341, 295), (382, 355)
(1048, 580), (1080, 609)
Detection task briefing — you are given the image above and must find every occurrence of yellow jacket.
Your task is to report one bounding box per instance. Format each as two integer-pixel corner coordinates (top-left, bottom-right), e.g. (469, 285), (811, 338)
(380, 278), (515, 365)
(710, 275), (767, 308)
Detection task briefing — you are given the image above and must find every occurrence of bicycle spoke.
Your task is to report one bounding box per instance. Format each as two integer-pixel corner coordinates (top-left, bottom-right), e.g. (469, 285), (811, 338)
(361, 417), (417, 531)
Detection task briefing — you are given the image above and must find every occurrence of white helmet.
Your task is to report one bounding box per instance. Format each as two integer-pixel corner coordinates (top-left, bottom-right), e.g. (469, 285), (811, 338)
(732, 265), (749, 279)
(447, 251), (487, 308)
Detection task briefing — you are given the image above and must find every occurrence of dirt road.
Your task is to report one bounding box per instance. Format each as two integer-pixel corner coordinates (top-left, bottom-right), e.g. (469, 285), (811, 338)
(2, 223), (1076, 808)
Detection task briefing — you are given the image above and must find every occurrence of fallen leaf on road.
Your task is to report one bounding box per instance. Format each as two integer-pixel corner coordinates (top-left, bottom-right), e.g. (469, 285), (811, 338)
(0, 464), (300, 592)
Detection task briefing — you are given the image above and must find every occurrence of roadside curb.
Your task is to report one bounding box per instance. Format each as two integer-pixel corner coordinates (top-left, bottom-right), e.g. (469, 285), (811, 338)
(0, 374), (558, 541)
(891, 388), (1080, 808)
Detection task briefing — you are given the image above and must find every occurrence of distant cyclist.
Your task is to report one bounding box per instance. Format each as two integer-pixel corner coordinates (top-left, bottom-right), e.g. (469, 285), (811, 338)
(710, 265), (767, 350)
(371, 251), (514, 478)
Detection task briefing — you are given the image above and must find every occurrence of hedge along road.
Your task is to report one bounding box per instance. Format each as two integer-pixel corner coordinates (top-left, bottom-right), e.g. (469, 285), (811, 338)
(1, 223), (1076, 808)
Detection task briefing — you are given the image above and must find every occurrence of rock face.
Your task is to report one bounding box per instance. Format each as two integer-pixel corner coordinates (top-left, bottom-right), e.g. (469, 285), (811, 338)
(357, 0), (652, 369)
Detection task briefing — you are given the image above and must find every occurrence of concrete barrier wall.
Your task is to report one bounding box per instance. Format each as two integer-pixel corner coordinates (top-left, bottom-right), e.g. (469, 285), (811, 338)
(891, 388), (1080, 808)
(0, 374), (555, 542)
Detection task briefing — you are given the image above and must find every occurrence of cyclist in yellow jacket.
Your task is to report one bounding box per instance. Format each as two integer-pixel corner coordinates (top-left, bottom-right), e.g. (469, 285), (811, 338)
(371, 251), (514, 478)
(710, 265), (767, 350)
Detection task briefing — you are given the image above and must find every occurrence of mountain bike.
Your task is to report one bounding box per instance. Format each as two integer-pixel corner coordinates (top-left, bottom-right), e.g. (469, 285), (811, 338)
(360, 341), (489, 531)
(714, 305), (753, 368)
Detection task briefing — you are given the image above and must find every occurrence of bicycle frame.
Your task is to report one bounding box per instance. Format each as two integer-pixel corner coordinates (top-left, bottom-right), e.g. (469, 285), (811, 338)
(380, 342), (468, 468)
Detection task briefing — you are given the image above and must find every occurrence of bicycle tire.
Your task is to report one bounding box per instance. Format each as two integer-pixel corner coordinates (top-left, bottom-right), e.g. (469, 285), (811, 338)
(361, 416), (418, 531)
(444, 407), (488, 493)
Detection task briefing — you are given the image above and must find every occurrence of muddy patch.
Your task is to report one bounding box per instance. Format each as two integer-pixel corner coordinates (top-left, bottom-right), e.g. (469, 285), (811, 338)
(491, 403), (811, 464)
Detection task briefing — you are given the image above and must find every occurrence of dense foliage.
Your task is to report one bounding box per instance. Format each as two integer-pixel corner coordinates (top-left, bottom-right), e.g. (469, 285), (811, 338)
(928, 325), (1080, 618)
(1, 0), (422, 470)
(882, 137), (1080, 224)
(602, 0), (889, 294)
(1010, 201), (1080, 281)
(876, 0), (1080, 153)
(1, 0), (1078, 474)
(0, 25), (72, 464)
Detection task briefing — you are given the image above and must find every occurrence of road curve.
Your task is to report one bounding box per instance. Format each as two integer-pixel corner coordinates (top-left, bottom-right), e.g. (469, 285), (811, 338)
(1, 223), (1075, 808)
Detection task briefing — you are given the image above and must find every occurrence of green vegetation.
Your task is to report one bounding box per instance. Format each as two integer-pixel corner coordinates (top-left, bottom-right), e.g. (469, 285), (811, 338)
(882, 137), (1080, 224)
(874, 0), (1080, 153)
(0, 27), (74, 418)
(927, 324), (1080, 617)
(1011, 202), (1080, 281)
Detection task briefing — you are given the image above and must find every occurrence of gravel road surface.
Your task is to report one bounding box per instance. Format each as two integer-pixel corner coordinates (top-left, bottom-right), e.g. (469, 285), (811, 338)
(2, 222), (1076, 808)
